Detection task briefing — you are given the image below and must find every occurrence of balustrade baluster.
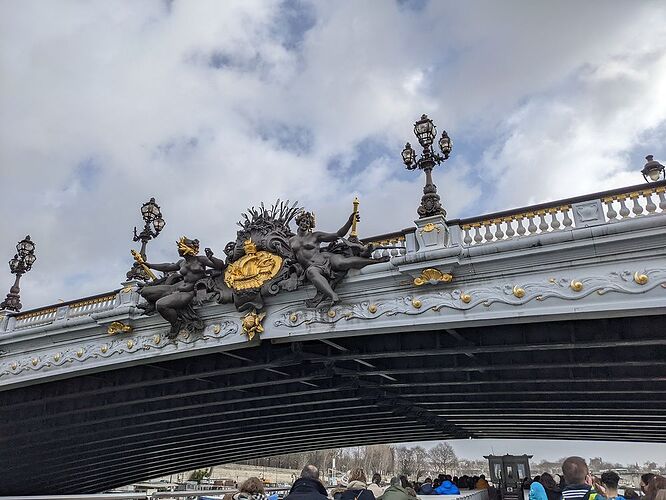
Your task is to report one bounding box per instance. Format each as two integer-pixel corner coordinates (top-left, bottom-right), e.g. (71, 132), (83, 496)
(516, 216), (526, 236)
(549, 208), (561, 230)
(562, 207), (573, 228)
(538, 211), (549, 232)
(483, 222), (493, 241)
(604, 197), (617, 220)
(505, 217), (515, 238)
(494, 220), (504, 240)
(463, 226), (472, 245)
(473, 225), (482, 243)
(527, 214), (538, 234)
(618, 196), (630, 218)
(644, 190), (657, 214)
(657, 188), (666, 211)
(630, 193), (644, 215)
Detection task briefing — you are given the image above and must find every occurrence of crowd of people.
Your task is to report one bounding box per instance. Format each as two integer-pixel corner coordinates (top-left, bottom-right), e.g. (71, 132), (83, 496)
(226, 457), (666, 500)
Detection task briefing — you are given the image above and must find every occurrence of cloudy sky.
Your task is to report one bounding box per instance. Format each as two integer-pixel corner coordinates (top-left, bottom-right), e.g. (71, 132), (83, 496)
(1, 0), (665, 462)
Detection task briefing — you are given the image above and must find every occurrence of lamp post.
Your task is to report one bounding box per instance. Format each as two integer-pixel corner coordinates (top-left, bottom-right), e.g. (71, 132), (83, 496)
(642, 155), (665, 183)
(1, 236), (36, 312)
(126, 197), (165, 281)
(402, 114), (453, 218)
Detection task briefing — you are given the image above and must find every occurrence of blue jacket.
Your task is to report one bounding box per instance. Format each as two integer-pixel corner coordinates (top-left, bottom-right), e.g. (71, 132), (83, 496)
(435, 481), (460, 495)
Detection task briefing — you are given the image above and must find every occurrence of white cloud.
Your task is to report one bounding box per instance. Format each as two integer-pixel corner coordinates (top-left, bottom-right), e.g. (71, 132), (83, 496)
(0, 0), (665, 312)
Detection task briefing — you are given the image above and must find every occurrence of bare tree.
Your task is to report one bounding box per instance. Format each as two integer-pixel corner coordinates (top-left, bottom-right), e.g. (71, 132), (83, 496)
(395, 446), (416, 477)
(413, 446), (429, 480)
(428, 443), (458, 475)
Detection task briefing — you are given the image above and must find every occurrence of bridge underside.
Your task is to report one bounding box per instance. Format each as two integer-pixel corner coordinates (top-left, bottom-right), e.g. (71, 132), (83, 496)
(1, 314), (665, 494)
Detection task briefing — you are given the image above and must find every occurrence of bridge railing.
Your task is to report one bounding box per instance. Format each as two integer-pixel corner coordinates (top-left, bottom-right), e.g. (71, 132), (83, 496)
(3, 290), (121, 334)
(451, 180), (666, 246)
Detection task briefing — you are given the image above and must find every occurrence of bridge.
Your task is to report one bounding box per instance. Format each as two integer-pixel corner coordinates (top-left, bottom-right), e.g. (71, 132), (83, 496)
(1, 179), (665, 495)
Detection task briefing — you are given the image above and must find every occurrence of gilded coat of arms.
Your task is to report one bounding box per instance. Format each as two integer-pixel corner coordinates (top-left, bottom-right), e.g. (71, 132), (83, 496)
(224, 240), (283, 291)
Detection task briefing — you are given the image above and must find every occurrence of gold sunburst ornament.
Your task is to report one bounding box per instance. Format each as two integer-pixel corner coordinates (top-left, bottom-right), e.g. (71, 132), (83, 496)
(224, 239), (283, 291)
(241, 309), (266, 341)
(107, 321), (133, 335)
(413, 268), (453, 286)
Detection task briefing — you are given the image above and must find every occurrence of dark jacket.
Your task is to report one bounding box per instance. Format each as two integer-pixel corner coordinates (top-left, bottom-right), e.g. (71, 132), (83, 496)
(341, 481), (376, 500)
(284, 477), (329, 500)
(419, 483), (435, 495)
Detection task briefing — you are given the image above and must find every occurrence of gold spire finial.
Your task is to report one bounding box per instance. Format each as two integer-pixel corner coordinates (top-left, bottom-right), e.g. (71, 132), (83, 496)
(350, 196), (360, 237)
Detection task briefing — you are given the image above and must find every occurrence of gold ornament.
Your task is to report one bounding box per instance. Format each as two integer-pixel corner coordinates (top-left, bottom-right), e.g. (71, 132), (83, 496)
(10, 362), (17, 370)
(241, 309), (266, 341)
(633, 272), (648, 285)
(53, 353), (61, 362)
(153, 334), (161, 344)
(107, 321), (133, 335)
(289, 313), (298, 323)
(76, 349), (84, 358)
(422, 223), (439, 233)
(570, 280), (583, 292)
(413, 268), (453, 286)
(411, 298), (422, 309)
(126, 339), (134, 349)
(512, 285), (525, 298)
(212, 324), (221, 334)
(461, 293), (472, 304)
(100, 344), (108, 354)
(31, 358), (39, 367)
(368, 304), (378, 314)
(327, 309), (336, 318)
(224, 240), (283, 291)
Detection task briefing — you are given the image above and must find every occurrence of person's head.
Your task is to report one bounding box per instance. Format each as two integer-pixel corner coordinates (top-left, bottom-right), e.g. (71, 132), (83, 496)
(372, 473), (382, 485)
(424, 478), (432, 484)
(400, 475), (409, 488)
(390, 477), (401, 487)
(445, 475), (452, 481)
(562, 456), (589, 485)
(438, 474), (446, 482)
(540, 473), (558, 491)
(645, 476), (666, 500)
(600, 471), (620, 492)
(295, 211), (315, 233)
(349, 468), (367, 484)
(534, 476), (541, 483)
(240, 477), (265, 495)
(623, 487), (639, 500)
(177, 236), (200, 256)
(480, 475), (486, 480)
(642, 474), (657, 494)
(433, 479), (442, 488)
(300, 465), (319, 481)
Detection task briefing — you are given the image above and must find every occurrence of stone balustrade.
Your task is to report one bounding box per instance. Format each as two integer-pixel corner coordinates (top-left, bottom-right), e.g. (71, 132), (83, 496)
(456, 181), (666, 246)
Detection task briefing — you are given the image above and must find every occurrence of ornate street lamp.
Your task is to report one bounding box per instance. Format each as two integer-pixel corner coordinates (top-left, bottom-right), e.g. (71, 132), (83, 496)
(642, 155), (665, 183)
(126, 197), (165, 281)
(1, 236), (36, 312)
(402, 114), (453, 218)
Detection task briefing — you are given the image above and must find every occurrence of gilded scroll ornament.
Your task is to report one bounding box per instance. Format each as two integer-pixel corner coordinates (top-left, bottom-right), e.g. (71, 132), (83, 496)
(107, 321), (133, 335)
(633, 272), (648, 285)
(368, 304), (378, 313)
(460, 293), (472, 304)
(241, 309), (266, 341)
(422, 223), (439, 233)
(512, 285), (525, 298)
(570, 280), (583, 292)
(411, 298), (422, 309)
(224, 240), (283, 291)
(413, 268), (453, 286)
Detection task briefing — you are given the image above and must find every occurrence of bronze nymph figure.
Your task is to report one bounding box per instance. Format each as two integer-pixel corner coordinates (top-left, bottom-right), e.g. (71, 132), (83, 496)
(136, 237), (225, 338)
(289, 210), (389, 307)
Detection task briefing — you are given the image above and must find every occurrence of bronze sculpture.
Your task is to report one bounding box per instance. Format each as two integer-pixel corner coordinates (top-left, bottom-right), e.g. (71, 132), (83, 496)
(136, 237), (225, 338)
(289, 210), (389, 307)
